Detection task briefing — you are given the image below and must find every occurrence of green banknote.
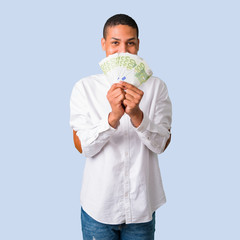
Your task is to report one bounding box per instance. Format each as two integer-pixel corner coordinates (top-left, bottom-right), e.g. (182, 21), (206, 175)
(99, 53), (153, 87)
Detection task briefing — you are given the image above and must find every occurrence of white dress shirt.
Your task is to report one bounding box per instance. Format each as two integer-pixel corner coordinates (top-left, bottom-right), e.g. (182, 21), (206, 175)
(70, 74), (172, 224)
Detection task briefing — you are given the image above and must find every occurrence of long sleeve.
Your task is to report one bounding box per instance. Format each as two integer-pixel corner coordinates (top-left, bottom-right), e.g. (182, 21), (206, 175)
(134, 81), (172, 154)
(70, 80), (116, 158)
(71, 75), (170, 225)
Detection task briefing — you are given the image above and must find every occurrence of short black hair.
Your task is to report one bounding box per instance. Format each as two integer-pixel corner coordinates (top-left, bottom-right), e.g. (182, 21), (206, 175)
(103, 14), (139, 39)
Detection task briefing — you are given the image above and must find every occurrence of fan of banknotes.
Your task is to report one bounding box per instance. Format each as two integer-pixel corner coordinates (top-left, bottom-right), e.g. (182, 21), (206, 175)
(99, 53), (153, 87)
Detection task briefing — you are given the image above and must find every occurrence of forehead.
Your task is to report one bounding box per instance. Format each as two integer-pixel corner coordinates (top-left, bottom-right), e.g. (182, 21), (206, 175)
(105, 24), (138, 39)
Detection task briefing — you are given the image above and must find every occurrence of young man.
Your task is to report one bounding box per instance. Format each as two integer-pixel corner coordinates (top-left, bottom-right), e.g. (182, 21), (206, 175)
(70, 14), (172, 240)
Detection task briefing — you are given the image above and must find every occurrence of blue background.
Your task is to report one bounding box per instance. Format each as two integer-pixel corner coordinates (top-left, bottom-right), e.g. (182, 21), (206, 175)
(1, 0), (239, 239)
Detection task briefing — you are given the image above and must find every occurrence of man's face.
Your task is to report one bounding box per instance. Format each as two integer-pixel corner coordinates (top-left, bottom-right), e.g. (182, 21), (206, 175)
(101, 25), (139, 57)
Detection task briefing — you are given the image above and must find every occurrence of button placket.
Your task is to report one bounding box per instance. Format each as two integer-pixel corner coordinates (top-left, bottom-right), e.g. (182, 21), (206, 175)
(123, 115), (131, 223)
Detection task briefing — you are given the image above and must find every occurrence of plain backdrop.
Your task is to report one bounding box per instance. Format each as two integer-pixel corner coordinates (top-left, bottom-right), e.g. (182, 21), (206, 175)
(0, 0), (240, 239)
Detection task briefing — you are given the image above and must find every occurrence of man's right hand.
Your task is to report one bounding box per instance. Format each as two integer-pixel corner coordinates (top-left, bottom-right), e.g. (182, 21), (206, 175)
(107, 83), (125, 128)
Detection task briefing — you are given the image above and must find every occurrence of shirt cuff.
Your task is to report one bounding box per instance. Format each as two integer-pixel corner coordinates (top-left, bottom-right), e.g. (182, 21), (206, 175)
(134, 113), (150, 133)
(134, 112), (170, 137)
(98, 113), (117, 133)
(78, 113), (117, 146)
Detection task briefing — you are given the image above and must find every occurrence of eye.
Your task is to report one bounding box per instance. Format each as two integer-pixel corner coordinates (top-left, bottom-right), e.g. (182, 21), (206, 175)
(128, 42), (135, 46)
(111, 41), (119, 45)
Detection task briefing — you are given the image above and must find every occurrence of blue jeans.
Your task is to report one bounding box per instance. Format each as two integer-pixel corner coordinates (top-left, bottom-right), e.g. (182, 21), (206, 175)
(81, 207), (155, 240)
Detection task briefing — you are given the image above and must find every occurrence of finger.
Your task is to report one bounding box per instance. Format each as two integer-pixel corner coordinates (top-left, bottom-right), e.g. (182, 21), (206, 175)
(125, 93), (136, 103)
(125, 89), (143, 100)
(123, 99), (135, 109)
(120, 81), (144, 95)
(114, 93), (125, 103)
(108, 88), (125, 99)
(109, 83), (125, 92)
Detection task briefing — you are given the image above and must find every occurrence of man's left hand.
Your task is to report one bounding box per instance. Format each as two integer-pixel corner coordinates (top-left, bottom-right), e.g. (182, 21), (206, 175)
(120, 81), (144, 127)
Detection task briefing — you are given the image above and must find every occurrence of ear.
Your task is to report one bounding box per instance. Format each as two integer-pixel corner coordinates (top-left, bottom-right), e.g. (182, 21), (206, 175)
(101, 38), (106, 51)
(137, 38), (140, 52)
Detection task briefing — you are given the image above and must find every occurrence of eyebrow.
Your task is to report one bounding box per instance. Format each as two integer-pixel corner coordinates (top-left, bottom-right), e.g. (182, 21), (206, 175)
(111, 37), (137, 41)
